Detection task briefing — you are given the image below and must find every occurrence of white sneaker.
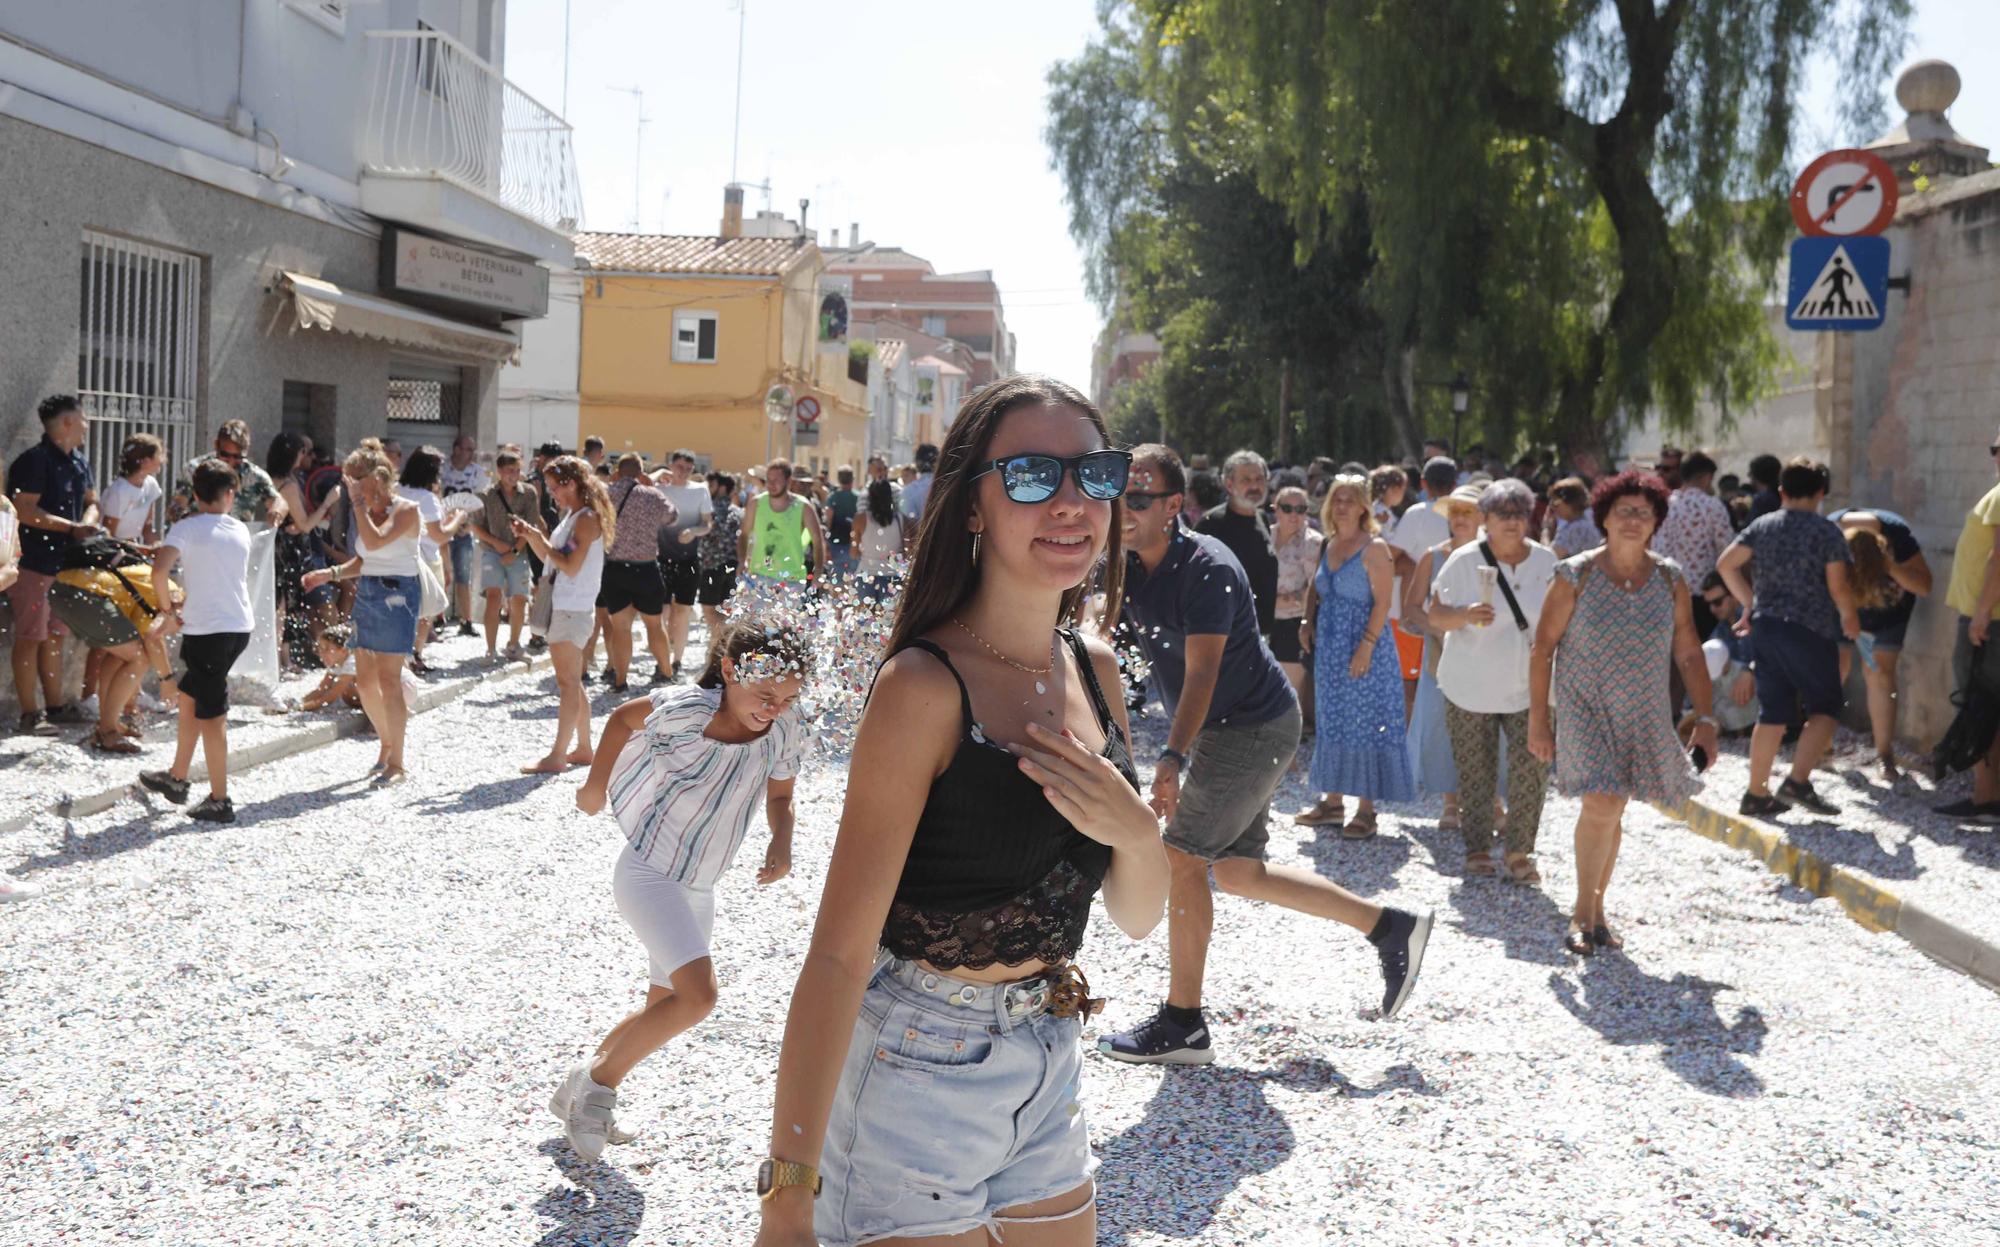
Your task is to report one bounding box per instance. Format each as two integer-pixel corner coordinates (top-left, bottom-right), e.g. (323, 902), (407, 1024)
(549, 1064), (635, 1152)
(0, 879), (43, 902)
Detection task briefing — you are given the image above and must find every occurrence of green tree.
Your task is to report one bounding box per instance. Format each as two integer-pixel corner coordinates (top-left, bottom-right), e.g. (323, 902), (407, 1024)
(1118, 0), (1908, 454)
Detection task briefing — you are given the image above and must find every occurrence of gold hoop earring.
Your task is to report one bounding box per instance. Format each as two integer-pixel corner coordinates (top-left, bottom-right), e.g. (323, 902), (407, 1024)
(971, 533), (981, 566)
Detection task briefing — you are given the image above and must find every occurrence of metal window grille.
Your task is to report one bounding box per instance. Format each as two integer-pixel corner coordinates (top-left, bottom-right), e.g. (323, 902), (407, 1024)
(78, 231), (202, 527)
(387, 377), (460, 424)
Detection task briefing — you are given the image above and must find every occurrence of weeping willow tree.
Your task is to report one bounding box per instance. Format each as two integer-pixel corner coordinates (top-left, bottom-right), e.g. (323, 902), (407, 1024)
(1052, 0), (1909, 459)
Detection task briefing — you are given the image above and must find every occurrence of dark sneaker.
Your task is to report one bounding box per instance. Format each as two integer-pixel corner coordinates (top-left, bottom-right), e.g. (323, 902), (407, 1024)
(647, 668), (672, 686)
(527, 636), (547, 653)
(1931, 797), (2000, 823)
(1777, 777), (1841, 816)
(16, 711), (57, 737)
(46, 702), (90, 725)
(1739, 792), (1786, 819)
(608, 681), (630, 695)
(1373, 908), (1432, 1020)
(1096, 1007), (1214, 1065)
(457, 620), (476, 637)
(138, 770), (191, 805)
(188, 794), (235, 824)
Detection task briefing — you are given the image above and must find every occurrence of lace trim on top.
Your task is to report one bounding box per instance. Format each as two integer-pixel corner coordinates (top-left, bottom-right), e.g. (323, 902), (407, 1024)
(880, 854), (1101, 971)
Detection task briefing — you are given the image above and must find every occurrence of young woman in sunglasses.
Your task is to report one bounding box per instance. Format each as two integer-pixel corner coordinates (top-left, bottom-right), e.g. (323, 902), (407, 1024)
(753, 375), (1166, 1247)
(1268, 485), (1325, 721)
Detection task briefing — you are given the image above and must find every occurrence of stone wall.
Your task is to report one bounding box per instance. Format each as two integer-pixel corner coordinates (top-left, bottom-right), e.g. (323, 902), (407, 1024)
(1839, 168), (2000, 747)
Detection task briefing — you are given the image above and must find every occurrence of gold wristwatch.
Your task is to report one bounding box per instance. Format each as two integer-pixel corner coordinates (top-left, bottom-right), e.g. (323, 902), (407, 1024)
(757, 1158), (821, 1201)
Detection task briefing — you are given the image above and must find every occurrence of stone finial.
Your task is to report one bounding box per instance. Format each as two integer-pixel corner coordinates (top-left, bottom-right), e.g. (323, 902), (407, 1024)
(1896, 60), (1961, 116)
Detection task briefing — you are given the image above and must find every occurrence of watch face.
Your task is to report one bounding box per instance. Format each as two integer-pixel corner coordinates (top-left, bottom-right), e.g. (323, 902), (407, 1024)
(756, 1159), (774, 1196)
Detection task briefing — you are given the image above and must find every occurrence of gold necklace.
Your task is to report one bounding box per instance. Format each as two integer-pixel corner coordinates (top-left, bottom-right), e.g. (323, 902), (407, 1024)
(952, 617), (1054, 676)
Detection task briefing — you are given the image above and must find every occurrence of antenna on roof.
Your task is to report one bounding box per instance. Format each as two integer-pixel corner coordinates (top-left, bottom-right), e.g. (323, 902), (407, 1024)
(609, 86), (648, 230)
(727, 0), (748, 184)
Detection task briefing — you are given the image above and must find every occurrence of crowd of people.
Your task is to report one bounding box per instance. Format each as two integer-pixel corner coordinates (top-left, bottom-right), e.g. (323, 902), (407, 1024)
(11, 378), (2000, 1244)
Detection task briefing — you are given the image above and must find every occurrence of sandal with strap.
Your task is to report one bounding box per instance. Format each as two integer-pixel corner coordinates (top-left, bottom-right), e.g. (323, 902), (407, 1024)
(1464, 851), (1497, 877)
(1504, 853), (1542, 885)
(1293, 799), (1346, 827)
(87, 728), (142, 755)
(1564, 921), (1596, 957)
(1591, 923), (1624, 951)
(1340, 809), (1379, 841)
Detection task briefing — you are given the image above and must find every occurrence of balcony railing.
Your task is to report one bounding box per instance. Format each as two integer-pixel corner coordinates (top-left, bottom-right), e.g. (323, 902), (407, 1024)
(361, 29), (582, 234)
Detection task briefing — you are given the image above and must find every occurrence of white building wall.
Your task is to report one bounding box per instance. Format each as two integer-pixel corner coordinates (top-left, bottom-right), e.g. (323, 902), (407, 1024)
(499, 271), (582, 451)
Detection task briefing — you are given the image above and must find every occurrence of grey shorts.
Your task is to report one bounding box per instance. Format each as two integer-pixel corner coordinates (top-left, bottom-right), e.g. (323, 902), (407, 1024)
(1164, 701), (1303, 862)
(815, 958), (1095, 1247)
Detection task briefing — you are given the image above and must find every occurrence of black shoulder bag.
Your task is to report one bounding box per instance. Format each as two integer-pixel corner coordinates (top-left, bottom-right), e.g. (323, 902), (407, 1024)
(1478, 541), (1530, 632)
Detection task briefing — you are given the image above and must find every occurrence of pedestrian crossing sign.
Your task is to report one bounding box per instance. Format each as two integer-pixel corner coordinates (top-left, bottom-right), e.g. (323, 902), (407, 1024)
(1786, 235), (1889, 331)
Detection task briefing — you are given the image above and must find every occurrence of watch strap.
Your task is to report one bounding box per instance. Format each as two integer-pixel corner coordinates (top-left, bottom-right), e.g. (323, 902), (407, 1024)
(1159, 748), (1188, 770)
(759, 1158), (821, 1200)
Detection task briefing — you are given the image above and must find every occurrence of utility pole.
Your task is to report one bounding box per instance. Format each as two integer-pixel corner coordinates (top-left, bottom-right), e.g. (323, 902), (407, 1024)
(560, 0), (571, 117)
(728, 0), (747, 184)
(609, 86), (648, 230)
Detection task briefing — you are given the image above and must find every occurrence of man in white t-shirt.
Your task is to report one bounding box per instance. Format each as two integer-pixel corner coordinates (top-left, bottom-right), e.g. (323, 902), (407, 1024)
(439, 435), (490, 635)
(652, 448), (715, 679)
(1389, 457), (1459, 586)
(140, 457), (255, 825)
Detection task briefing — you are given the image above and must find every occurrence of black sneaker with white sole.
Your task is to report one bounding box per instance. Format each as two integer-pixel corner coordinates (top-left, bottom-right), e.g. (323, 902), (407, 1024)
(188, 794), (236, 824)
(1096, 1006), (1214, 1065)
(138, 769), (191, 805)
(1933, 796), (2000, 824)
(1370, 907), (1432, 1020)
(1776, 776), (1841, 816)
(1739, 792), (1786, 819)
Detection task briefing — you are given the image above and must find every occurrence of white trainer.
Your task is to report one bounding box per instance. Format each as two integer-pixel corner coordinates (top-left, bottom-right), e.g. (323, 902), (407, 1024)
(0, 879), (43, 902)
(549, 1065), (636, 1150)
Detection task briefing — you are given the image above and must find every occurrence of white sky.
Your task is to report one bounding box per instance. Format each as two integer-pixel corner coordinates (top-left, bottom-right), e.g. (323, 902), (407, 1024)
(504, 0), (1997, 396)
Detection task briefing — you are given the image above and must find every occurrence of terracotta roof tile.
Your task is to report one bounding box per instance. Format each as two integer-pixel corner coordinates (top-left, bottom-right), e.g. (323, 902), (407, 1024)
(572, 233), (811, 276)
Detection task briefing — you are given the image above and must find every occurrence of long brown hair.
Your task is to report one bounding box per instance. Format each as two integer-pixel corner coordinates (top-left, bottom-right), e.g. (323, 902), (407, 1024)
(543, 454), (615, 548)
(886, 374), (1125, 655)
(1847, 528), (1903, 611)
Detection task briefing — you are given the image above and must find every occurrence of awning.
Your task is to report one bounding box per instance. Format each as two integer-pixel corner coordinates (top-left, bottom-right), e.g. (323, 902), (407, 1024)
(282, 272), (520, 363)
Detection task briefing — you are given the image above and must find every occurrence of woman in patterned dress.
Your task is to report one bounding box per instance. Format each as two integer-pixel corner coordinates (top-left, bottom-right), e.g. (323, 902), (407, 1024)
(1296, 475), (1414, 840)
(1528, 471), (1720, 955)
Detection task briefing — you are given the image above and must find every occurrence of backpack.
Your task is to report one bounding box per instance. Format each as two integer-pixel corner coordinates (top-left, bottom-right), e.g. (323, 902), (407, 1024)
(60, 534), (149, 573)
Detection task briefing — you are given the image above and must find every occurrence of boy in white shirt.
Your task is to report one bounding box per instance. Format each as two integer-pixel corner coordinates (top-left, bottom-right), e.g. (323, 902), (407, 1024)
(140, 458), (255, 824)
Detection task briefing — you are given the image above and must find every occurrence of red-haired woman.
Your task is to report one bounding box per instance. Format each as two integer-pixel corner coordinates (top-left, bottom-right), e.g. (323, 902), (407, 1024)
(1529, 470), (1718, 955)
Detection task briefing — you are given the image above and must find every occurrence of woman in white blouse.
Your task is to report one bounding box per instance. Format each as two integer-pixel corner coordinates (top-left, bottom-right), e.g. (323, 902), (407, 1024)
(1425, 479), (1557, 882)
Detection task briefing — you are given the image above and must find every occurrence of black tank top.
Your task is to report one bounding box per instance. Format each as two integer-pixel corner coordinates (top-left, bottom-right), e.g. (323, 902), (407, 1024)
(878, 628), (1139, 970)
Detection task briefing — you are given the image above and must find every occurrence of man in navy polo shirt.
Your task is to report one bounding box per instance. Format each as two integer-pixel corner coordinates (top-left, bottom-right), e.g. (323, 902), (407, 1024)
(7, 394), (101, 734)
(1095, 443), (1431, 1066)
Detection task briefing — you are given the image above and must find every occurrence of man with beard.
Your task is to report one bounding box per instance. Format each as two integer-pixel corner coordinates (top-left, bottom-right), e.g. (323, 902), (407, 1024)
(1196, 449), (1278, 638)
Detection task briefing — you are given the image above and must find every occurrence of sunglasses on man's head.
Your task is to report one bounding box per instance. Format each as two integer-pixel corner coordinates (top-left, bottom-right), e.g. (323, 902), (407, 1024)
(1276, 502), (1310, 515)
(973, 450), (1132, 504)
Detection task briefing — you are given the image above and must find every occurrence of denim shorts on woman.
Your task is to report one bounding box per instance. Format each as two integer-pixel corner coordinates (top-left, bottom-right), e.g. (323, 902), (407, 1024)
(480, 547), (534, 599)
(352, 574), (419, 655)
(814, 958), (1097, 1247)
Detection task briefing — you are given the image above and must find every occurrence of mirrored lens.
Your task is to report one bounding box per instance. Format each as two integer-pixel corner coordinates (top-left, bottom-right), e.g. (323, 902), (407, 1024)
(1076, 452), (1130, 499)
(999, 457), (1061, 502)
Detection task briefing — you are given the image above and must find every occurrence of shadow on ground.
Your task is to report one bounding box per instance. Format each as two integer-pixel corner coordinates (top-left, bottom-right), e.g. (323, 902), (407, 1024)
(1549, 960), (1767, 1098)
(534, 1138), (645, 1247)
(1094, 1056), (1428, 1245)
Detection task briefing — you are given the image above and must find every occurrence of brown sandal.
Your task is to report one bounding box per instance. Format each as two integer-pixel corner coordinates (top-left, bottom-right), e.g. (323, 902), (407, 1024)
(1340, 809), (1379, 841)
(1504, 853), (1542, 885)
(1464, 851), (1497, 877)
(88, 728), (142, 755)
(1293, 798), (1346, 827)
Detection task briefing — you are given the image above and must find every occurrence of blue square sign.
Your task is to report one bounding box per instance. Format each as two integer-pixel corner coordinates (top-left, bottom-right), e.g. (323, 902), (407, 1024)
(1786, 235), (1889, 331)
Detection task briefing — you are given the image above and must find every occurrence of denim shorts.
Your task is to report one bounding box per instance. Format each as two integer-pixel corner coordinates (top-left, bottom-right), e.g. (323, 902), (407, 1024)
(815, 958), (1096, 1247)
(480, 547), (533, 599)
(448, 533), (476, 585)
(352, 574), (419, 655)
(1164, 701), (1304, 862)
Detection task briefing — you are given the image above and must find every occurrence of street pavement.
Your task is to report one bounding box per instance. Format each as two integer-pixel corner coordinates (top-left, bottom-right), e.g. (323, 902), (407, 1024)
(5, 668), (1999, 1246)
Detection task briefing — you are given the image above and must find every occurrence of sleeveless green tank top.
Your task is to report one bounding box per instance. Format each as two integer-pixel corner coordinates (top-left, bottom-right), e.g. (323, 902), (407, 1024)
(750, 493), (809, 580)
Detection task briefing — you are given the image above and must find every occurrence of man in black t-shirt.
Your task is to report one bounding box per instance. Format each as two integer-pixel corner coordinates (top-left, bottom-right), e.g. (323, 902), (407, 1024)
(1195, 449), (1278, 635)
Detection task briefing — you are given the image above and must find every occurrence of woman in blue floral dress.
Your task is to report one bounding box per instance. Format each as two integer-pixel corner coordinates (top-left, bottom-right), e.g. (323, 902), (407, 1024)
(1296, 475), (1415, 839)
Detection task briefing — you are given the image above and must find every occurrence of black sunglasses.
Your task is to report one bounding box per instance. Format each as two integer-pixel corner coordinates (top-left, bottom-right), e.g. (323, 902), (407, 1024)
(1275, 502), (1310, 515)
(973, 450), (1132, 504)
(1124, 490), (1178, 512)
(1703, 592), (1729, 607)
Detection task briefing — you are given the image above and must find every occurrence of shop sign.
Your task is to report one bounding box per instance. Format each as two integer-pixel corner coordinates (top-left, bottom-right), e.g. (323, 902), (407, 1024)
(382, 227), (550, 319)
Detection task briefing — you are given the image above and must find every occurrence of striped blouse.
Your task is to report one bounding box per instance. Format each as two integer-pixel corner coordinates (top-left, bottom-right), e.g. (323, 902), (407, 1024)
(608, 685), (805, 887)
